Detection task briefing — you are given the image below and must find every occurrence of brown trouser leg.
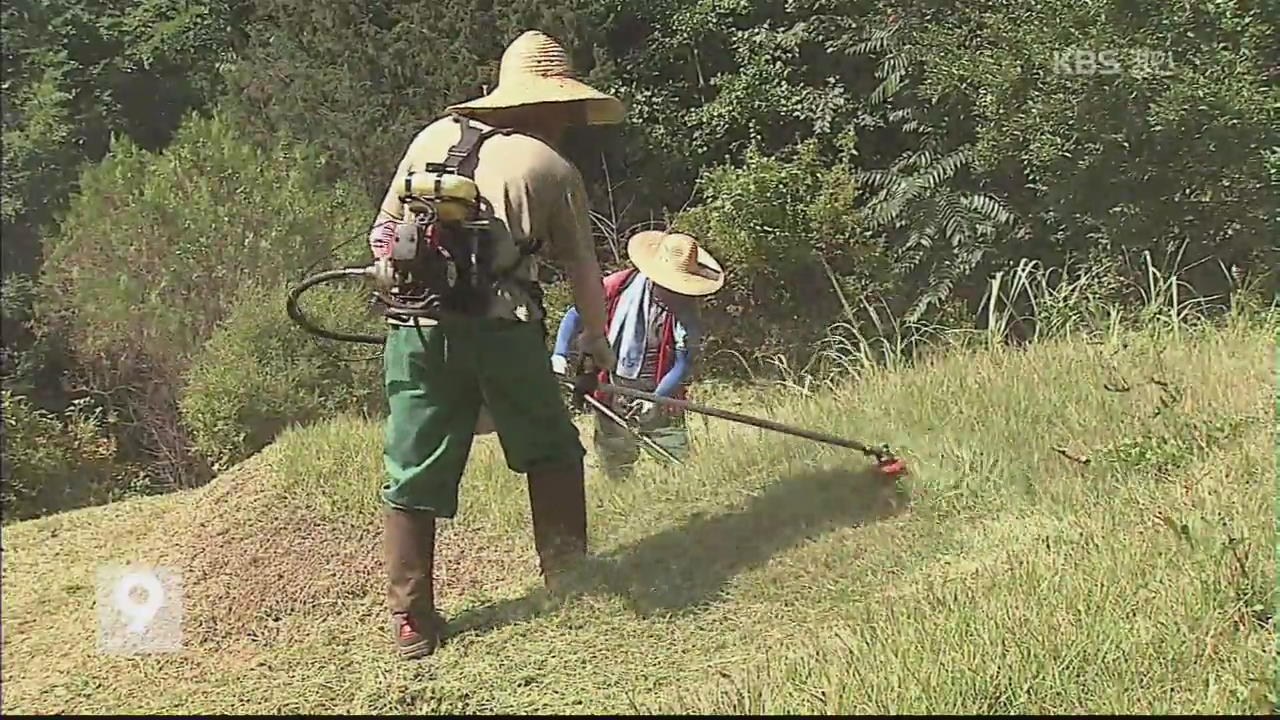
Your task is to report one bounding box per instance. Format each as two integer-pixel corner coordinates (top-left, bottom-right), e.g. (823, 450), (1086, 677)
(384, 505), (443, 658)
(526, 459), (588, 589)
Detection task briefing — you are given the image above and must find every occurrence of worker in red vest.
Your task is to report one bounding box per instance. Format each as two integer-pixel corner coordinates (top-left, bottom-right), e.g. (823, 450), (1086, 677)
(552, 231), (725, 478)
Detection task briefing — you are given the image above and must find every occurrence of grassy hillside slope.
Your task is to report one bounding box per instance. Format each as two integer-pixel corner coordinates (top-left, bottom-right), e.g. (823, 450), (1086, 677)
(2, 318), (1275, 714)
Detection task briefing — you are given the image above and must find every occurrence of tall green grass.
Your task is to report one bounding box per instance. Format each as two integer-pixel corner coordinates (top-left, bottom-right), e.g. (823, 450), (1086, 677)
(765, 248), (1278, 396)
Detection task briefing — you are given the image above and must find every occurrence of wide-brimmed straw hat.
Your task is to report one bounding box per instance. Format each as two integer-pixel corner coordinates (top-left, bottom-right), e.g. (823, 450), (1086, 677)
(627, 231), (725, 297)
(447, 31), (625, 125)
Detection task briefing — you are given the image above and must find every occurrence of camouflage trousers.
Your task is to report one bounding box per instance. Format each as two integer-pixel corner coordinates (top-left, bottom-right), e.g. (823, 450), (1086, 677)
(592, 394), (690, 480)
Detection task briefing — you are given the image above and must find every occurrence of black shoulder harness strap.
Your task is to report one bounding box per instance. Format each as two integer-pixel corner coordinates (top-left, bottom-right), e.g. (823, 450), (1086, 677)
(428, 113), (513, 179)
(427, 114), (545, 259)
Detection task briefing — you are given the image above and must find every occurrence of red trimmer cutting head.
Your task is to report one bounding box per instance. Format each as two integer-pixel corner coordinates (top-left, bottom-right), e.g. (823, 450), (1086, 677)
(876, 455), (908, 478)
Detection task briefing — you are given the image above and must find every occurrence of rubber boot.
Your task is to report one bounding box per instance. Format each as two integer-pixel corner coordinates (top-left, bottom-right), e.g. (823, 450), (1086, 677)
(384, 505), (445, 660)
(526, 460), (588, 593)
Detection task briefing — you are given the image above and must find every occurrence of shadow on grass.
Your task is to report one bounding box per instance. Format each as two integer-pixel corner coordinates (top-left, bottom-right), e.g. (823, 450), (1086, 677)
(446, 464), (909, 641)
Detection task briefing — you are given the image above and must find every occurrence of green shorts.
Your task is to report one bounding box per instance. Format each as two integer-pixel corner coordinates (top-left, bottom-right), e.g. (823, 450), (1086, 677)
(380, 319), (585, 517)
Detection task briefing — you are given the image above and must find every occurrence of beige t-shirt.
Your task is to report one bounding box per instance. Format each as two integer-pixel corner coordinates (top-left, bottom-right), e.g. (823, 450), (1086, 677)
(372, 114), (596, 326)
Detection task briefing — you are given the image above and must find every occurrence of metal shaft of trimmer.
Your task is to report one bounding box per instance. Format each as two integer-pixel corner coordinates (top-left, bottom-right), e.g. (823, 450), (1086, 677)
(594, 381), (891, 461)
(576, 390), (682, 465)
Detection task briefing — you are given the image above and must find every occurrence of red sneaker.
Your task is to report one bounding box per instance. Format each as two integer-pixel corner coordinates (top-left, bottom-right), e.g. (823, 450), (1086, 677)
(391, 611), (444, 660)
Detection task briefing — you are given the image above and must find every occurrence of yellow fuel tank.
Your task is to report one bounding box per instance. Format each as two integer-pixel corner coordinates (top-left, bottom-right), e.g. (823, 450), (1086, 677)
(401, 170), (479, 221)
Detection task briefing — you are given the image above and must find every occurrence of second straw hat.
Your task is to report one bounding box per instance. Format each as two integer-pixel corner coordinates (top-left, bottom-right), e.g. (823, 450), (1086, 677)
(627, 231), (725, 297)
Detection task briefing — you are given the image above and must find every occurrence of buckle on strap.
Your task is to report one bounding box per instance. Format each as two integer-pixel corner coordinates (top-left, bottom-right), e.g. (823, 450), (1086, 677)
(441, 114), (517, 177)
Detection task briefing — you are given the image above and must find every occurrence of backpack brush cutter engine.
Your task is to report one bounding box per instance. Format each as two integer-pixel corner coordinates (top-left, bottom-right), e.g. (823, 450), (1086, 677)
(287, 115), (538, 345)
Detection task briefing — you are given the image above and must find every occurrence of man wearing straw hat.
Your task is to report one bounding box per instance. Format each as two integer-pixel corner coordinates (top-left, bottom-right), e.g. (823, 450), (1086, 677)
(551, 230), (725, 479)
(366, 30), (622, 660)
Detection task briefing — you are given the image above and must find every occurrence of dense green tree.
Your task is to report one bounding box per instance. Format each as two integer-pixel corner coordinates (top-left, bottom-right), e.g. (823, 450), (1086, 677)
(858, 0), (1280, 309)
(2, 0), (247, 272)
(2, 0), (248, 405)
(217, 0), (612, 203)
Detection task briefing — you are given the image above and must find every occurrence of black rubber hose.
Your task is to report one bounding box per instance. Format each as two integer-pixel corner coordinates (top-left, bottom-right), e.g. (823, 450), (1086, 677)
(286, 266), (385, 345)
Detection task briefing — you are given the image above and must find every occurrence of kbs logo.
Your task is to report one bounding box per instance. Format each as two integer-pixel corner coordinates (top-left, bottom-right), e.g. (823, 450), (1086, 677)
(1053, 47), (1176, 77)
(1054, 48), (1122, 76)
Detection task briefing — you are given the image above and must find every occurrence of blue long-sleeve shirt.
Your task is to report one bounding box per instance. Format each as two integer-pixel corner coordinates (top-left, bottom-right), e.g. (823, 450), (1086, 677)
(553, 304), (698, 397)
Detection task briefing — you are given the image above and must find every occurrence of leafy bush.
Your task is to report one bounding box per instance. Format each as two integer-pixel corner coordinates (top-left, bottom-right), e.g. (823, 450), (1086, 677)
(0, 389), (135, 523)
(38, 112), (372, 485)
(538, 278), (576, 344)
(1, 274), (39, 386)
(674, 143), (892, 373)
(179, 281), (384, 472)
